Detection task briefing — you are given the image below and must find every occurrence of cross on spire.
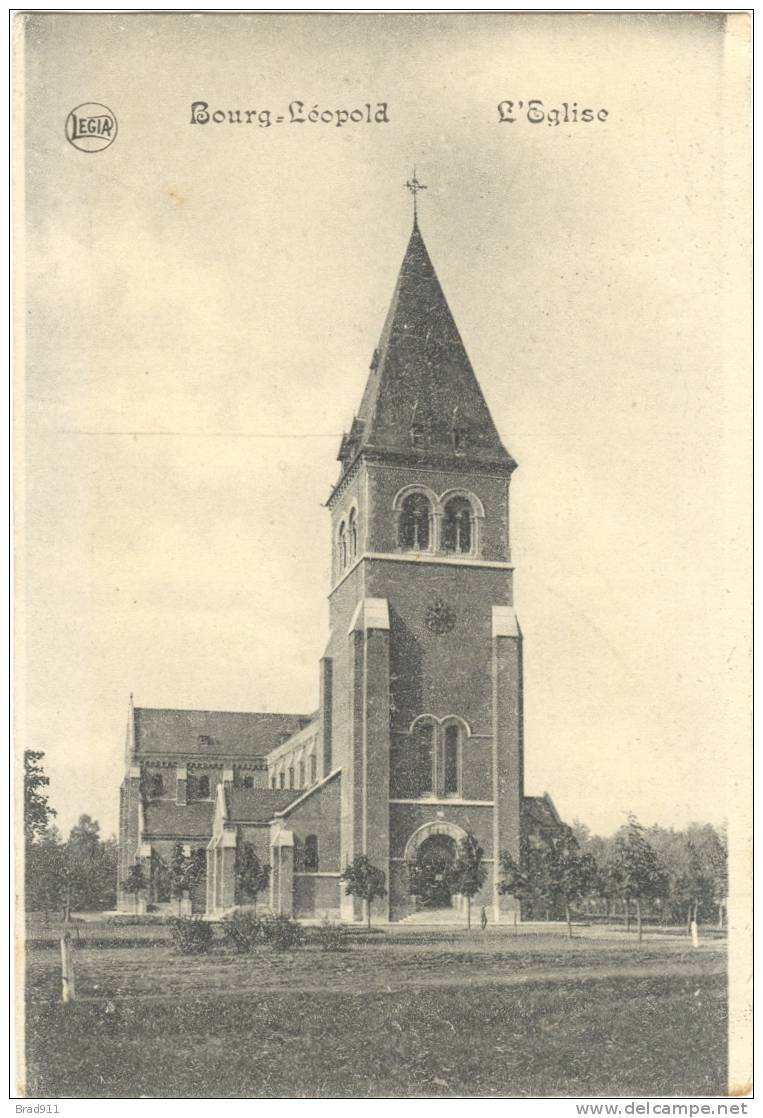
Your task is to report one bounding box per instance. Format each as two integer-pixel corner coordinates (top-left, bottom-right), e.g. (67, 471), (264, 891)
(405, 168), (427, 224)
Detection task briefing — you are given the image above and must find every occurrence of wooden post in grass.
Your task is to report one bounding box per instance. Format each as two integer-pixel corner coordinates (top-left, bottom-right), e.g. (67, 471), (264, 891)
(60, 932), (75, 1004)
(690, 919), (699, 948)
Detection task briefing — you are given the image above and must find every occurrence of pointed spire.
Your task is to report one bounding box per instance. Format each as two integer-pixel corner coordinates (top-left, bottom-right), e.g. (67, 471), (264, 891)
(337, 216), (515, 479)
(405, 168), (427, 229)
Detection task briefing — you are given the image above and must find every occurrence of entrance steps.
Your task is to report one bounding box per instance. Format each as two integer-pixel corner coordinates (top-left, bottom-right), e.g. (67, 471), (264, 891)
(397, 907), (466, 926)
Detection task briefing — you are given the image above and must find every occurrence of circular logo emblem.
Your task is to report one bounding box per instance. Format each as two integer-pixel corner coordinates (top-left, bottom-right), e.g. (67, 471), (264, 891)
(65, 103), (118, 153)
(424, 597), (456, 635)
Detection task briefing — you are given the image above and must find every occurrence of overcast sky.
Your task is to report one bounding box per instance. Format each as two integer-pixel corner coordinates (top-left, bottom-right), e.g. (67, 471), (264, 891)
(19, 12), (748, 839)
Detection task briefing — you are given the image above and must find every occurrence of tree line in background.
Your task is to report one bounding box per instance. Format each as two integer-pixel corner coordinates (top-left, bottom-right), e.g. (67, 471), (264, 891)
(24, 751), (118, 916)
(500, 814), (727, 938)
(24, 751), (727, 932)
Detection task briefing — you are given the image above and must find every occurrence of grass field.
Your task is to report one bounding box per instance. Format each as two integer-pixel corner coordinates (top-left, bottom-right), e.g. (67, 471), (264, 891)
(23, 925), (727, 1098)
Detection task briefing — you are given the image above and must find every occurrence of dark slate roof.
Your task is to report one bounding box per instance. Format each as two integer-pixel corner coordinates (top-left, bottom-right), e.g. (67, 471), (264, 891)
(225, 788), (298, 823)
(133, 708), (314, 758)
(335, 221), (515, 484)
(522, 794), (563, 834)
(142, 800), (215, 839)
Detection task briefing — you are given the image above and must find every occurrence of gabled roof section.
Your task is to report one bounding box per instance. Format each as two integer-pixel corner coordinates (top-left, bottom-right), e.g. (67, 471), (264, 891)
(133, 708), (313, 758)
(522, 793), (564, 834)
(264, 712), (320, 765)
(142, 800), (215, 839)
(273, 767), (341, 818)
(225, 788), (298, 823)
(334, 221), (515, 486)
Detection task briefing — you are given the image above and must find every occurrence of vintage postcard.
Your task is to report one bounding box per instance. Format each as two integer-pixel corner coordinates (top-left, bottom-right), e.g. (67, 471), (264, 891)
(13, 10), (751, 1102)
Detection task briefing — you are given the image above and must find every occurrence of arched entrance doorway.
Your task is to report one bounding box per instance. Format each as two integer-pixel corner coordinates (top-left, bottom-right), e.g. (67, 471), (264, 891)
(413, 833), (456, 907)
(404, 821), (467, 912)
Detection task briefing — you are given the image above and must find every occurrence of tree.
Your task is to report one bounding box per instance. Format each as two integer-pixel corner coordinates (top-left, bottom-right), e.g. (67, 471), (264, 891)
(498, 834), (555, 921)
(571, 820), (613, 917)
(607, 814), (668, 941)
(700, 824), (728, 929)
(169, 843), (206, 913)
(639, 823), (729, 931)
(449, 832), (487, 929)
(25, 813), (116, 918)
(56, 815), (119, 917)
(235, 842), (271, 914)
(25, 825), (65, 916)
(498, 842), (532, 915)
(99, 836), (119, 911)
(340, 854), (387, 929)
(546, 825), (597, 938)
(24, 751), (56, 847)
(500, 827), (596, 936)
(122, 862), (148, 913)
(684, 824), (727, 928)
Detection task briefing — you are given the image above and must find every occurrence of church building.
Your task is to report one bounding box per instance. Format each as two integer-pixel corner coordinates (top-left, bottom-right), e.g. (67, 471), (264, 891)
(117, 193), (562, 923)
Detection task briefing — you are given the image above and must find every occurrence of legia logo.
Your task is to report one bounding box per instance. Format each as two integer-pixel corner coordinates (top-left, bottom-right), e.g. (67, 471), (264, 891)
(65, 103), (118, 153)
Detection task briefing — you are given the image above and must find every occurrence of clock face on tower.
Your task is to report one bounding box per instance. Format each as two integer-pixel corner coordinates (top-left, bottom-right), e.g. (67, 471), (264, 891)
(424, 597), (456, 635)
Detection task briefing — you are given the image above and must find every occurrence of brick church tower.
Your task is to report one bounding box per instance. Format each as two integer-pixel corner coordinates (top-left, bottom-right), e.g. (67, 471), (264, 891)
(322, 204), (524, 922)
(118, 194), (559, 923)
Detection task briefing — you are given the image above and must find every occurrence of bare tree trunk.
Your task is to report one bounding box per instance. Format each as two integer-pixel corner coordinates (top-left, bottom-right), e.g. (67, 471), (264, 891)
(636, 898), (642, 943)
(367, 899), (371, 930)
(467, 896), (471, 930)
(718, 901), (724, 930)
(625, 898), (631, 932)
(565, 903), (572, 939)
(687, 903), (693, 936)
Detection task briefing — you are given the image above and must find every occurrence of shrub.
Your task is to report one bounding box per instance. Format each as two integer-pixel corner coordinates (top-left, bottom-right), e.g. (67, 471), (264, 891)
(167, 916), (214, 954)
(261, 914), (304, 951)
(317, 919), (348, 952)
(220, 910), (263, 953)
(104, 914), (167, 926)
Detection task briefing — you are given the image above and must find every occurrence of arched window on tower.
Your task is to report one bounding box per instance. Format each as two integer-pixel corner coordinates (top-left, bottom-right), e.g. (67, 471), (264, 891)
(348, 508), (358, 562)
(413, 721), (435, 798)
(442, 496), (473, 554)
(398, 492), (432, 551)
(337, 521), (347, 571)
(442, 724), (461, 798)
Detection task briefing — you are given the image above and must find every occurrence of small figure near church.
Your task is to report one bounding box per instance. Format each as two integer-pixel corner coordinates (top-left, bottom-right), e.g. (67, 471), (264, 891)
(480, 906), (488, 931)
